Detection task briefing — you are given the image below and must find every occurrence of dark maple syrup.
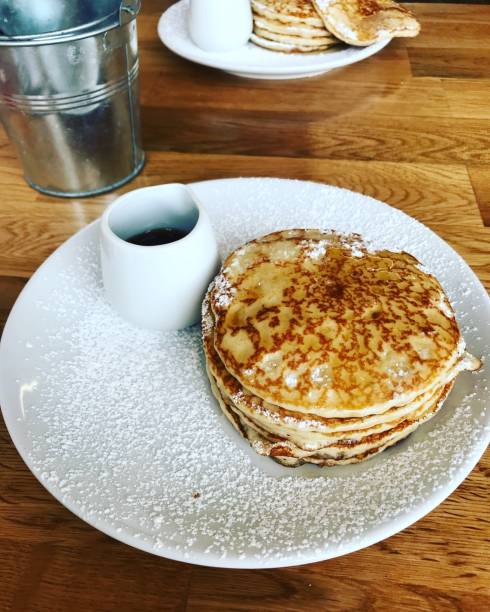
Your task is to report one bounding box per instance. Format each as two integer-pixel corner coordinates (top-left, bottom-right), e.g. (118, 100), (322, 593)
(126, 226), (188, 246)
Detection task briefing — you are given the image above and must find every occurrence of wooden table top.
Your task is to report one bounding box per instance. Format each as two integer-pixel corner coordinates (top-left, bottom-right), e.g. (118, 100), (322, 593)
(1, 2), (489, 610)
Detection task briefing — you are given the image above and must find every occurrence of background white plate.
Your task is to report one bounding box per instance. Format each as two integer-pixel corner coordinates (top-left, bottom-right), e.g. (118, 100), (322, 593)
(1, 178), (489, 569)
(158, 0), (390, 79)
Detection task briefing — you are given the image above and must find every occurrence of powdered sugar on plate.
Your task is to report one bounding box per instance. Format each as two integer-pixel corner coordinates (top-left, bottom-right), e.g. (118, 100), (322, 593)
(1, 178), (489, 569)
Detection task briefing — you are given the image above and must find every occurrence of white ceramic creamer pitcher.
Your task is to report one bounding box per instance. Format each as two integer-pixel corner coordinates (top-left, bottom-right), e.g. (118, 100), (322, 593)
(100, 184), (220, 331)
(188, 0), (253, 52)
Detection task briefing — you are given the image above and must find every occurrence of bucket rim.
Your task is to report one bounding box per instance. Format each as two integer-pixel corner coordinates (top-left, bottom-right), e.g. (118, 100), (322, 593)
(0, 0), (140, 47)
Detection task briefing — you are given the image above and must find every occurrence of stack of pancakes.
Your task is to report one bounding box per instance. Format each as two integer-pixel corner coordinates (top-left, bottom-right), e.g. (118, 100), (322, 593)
(203, 230), (480, 467)
(251, 0), (339, 53)
(250, 0), (420, 53)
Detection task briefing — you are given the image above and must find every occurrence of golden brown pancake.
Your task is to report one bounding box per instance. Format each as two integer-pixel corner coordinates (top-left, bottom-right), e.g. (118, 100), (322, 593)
(312, 0), (420, 46)
(250, 32), (332, 53)
(253, 15), (329, 38)
(251, 0), (325, 28)
(210, 230), (465, 416)
(203, 229), (480, 467)
(254, 25), (335, 47)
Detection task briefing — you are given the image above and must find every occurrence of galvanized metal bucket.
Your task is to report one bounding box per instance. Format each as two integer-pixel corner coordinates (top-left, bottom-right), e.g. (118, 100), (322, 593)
(0, 0), (144, 197)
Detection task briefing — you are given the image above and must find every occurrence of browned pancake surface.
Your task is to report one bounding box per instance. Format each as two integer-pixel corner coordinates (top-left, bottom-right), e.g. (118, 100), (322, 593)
(210, 230), (461, 416)
(252, 0), (325, 26)
(312, 0), (420, 46)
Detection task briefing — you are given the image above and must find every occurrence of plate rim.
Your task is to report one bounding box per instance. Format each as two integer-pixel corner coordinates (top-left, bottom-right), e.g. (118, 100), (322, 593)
(157, 1), (391, 77)
(1, 177), (489, 569)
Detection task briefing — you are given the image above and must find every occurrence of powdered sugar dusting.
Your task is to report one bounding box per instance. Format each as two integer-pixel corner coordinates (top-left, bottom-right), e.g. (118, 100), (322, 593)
(314, 0), (360, 43)
(305, 240), (327, 260)
(201, 289), (214, 336)
(212, 272), (236, 309)
(2, 178), (489, 569)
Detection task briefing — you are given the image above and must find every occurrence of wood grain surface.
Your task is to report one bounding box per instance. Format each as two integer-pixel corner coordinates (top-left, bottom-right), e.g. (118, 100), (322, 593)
(1, 3), (489, 611)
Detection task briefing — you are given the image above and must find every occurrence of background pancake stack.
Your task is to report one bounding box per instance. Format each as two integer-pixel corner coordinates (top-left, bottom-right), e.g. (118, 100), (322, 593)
(250, 0), (340, 53)
(203, 230), (480, 467)
(250, 0), (421, 53)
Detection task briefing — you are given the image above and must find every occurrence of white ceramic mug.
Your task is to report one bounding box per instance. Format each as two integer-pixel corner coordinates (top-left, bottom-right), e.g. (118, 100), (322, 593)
(99, 184), (220, 331)
(188, 0), (253, 52)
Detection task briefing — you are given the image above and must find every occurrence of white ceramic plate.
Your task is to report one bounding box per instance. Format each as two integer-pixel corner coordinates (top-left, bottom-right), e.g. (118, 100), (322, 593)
(1, 178), (489, 569)
(158, 0), (390, 80)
